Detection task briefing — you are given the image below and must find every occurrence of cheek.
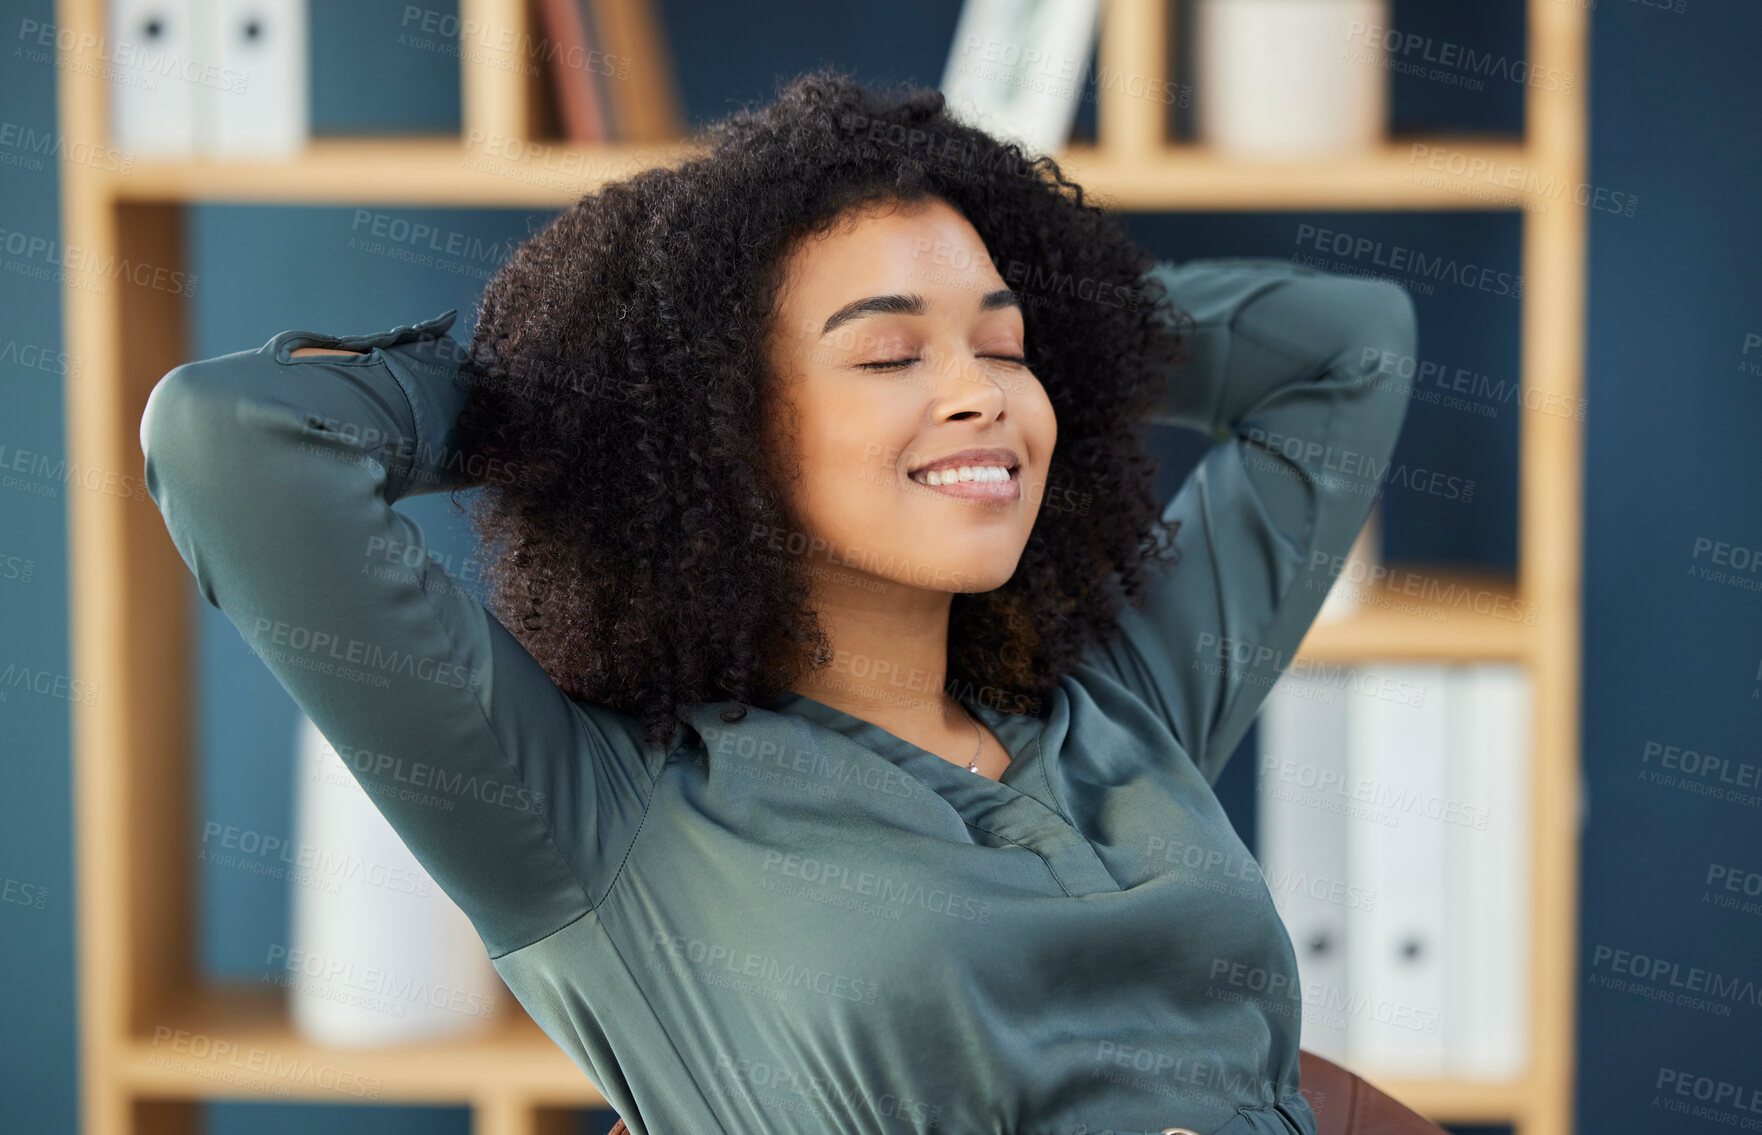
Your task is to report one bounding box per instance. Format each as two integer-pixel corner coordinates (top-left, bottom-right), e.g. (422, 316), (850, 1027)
(791, 413), (913, 527)
(829, 394), (921, 482)
(1026, 389), (1058, 453)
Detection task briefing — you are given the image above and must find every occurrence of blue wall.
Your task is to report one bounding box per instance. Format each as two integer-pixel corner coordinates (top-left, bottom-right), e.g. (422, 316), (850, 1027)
(3, 1), (1758, 1132)
(1576, 1), (1762, 1129)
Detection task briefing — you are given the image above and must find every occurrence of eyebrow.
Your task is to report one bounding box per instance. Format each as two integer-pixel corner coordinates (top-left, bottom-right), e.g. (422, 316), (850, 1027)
(819, 289), (1022, 338)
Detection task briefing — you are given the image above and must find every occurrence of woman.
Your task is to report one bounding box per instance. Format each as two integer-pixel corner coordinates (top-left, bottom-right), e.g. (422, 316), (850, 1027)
(141, 67), (1415, 1135)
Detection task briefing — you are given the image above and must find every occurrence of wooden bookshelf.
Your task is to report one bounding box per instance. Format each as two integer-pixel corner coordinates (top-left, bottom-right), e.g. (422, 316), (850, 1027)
(61, 0), (1585, 1132)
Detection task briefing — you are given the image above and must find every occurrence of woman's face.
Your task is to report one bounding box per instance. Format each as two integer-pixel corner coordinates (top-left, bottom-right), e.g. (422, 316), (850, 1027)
(763, 196), (1057, 595)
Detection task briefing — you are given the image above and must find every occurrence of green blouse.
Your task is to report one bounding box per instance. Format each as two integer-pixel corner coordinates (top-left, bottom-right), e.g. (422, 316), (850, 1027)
(140, 258), (1416, 1135)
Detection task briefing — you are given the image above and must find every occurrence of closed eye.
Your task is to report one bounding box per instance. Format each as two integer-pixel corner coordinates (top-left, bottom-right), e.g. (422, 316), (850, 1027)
(857, 355), (1029, 371)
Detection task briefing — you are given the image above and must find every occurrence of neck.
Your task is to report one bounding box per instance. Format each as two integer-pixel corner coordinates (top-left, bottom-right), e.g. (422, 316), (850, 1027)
(789, 571), (967, 738)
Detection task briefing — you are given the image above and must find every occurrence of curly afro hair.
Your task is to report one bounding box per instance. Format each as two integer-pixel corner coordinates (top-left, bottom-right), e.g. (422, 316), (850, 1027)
(444, 64), (1193, 750)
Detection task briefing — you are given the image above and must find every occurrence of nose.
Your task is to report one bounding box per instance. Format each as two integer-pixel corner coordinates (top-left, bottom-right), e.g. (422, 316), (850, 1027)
(927, 347), (1011, 422)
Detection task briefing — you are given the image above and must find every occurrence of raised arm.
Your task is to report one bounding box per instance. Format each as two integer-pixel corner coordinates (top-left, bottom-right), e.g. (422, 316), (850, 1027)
(1079, 259), (1417, 786)
(139, 310), (662, 958)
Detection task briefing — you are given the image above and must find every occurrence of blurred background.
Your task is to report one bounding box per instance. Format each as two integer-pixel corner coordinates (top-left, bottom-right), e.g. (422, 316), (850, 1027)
(3, 1), (1759, 1133)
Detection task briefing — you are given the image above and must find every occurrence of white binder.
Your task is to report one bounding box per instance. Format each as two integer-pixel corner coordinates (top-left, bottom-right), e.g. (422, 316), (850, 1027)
(289, 715), (505, 1047)
(1257, 673), (1354, 1062)
(206, 0), (309, 158)
(109, 0), (202, 155)
(1443, 664), (1531, 1078)
(108, 0), (309, 157)
(1346, 662), (1448, 1075)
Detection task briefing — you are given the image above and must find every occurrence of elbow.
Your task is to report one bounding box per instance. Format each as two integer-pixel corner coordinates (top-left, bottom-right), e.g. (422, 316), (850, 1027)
(1293, 273), (1420, 445)
(1349, 280), (1419, 442)
(140, 364), (189, 465)
(1266, 270), (1420, 396)
(1305, 273), (1419, 409)
(1367, 282), (1418, 414)
(1367, 278), (1419, 368)
(1330, 275), (1418, 379)
(139, 359), (239, 507)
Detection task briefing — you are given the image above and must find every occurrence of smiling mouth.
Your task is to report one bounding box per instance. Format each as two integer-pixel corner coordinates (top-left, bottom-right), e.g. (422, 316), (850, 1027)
(906, 463), (1021, 501)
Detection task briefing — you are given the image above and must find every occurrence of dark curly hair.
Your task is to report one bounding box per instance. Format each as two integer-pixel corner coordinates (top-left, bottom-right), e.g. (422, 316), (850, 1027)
(443, 64), (1193, 750)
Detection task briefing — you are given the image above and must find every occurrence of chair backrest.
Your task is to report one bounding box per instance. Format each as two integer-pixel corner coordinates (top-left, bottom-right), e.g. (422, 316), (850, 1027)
(606, 1051), (1449, 1134)
(1297, 1049), (1450, 1135)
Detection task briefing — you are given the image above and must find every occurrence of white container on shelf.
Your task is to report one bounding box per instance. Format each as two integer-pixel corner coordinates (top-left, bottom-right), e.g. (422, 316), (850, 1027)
(1194, 0), (1389, 158)
(286, 714), (504, 1048)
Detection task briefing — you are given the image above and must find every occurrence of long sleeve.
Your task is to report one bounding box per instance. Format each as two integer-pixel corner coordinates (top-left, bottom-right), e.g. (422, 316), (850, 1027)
(1081, 258), (1418, 786)
(139, 309), (662, 959)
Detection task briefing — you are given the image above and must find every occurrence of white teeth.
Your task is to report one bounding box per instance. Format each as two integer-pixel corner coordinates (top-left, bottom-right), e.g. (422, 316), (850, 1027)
(912, 464), (1012, 486)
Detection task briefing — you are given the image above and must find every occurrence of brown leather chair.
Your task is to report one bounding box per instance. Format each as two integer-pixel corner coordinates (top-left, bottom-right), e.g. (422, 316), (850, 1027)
(602, 1049), (1448, 1134)
(1295, 1049), (1448, 1135)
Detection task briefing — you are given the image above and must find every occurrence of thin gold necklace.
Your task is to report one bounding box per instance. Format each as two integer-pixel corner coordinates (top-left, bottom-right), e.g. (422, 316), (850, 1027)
(957, 702), (983, 772)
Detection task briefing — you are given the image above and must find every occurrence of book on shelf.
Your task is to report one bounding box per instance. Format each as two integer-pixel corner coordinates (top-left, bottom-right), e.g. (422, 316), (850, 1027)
(1256, 662), (1532, 1080)
(536, 0), (608, 142)
(937, 0), (1104, 158)
(537, 0), (686, 144)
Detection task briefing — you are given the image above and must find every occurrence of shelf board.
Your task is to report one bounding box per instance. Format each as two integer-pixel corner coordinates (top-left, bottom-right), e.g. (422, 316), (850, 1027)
(1296, 567), (1530, 661)
(1058, 137), (1533, 211)
(98, 134), (1531, 211)
(105, 136), (694, 207)
(118, 985), (606, 1106)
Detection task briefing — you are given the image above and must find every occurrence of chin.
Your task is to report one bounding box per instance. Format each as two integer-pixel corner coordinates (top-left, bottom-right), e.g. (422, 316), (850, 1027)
(928, 555), (1022, 595)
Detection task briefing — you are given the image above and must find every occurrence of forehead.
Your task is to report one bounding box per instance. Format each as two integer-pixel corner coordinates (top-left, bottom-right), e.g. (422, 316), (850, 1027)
(778, 197), (1003, 298)
(772, 206), (1019, 357)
